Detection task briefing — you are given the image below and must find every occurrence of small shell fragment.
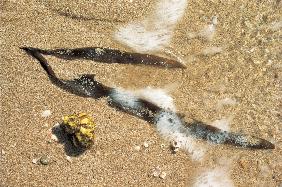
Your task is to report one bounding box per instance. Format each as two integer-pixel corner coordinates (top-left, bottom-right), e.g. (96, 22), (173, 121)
(42, 123), (49, 128)
(159, 171), (167, 179)
(152, 166), (161, 177)
(42, 110), (51, 117)
(66, 156), (72, 163)
(171, 140), (181, 153)
(32, 158), (38, 164)
(51, 134), (59, 142)
(143, 142), (149, 148)
(134, 145), (141, 151)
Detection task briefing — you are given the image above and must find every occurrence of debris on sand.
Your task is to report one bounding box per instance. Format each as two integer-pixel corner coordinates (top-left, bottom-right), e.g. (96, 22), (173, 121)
(42, 123), (48, 128)
(159, 171), (167, 179)
(151, 166), (167, 179)
(39, 155), (50, 165)
(50, 123), (60, 142)
(269, 20), (282, 31)
(41, 110), (51, 117)
(187, 16), (218, 41)
(152, 166), (161, 177)
(201, 46), (223, 56)
(1, 149), (5, 156)
(50, 133), (59, 142)
(134, 145), (141, 151)
(160, 144), (166, 149)
(47, 123), (60, 143)
(143, 141), (149, 148)
(216, 98), (238, 110)
(171, 140), (181, 153)
(66, 156), (72, 163)
(32, 158), (38, 164)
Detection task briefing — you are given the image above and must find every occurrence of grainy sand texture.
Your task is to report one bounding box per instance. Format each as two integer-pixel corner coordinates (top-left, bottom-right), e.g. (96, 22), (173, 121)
(1, 0), (281, 186)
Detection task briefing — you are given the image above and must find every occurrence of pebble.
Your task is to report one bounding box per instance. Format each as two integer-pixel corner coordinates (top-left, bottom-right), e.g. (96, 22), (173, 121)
(171, 141), (180, 153)
(253, 60), (262, 64)
(51, 134), (59, 142)
(159, 171), (167, 179)
(42, 123), (48, 128)
(32, 158), (38, 164)
(134, 145), (141, 151)
(96, 151), (101, 156)
(66, 156), (72, 163)
(250, 48), (255, 53)
(39, 155), (50, 165)
(53, 122), (60, 128)
(266, 59), (273, 66)
(151, 167), (167, 179)
(143, 142), (149, 148)
(152, 166), (161, 177)
(41, 110), (51, 117)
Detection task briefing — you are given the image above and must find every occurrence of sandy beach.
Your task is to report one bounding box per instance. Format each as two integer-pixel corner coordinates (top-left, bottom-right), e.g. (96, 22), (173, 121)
(0, 0), (281, 186)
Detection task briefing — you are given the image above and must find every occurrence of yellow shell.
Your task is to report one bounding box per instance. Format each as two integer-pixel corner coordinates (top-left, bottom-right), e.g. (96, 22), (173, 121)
(62, 113), (96, 148)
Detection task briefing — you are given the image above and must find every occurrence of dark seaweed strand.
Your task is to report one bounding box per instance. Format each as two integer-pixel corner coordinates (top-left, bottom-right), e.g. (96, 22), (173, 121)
(24, 47), (186, 68)
(20, 47), (60, 83)
(186, 121), (274, 149)
(21, 47), (111, 99)
(108, 93), (275, 149)
(21, 47), (274, 149)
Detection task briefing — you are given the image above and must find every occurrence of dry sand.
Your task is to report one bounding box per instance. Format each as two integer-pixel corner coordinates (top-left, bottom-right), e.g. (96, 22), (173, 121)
(0, 0), (281, 186)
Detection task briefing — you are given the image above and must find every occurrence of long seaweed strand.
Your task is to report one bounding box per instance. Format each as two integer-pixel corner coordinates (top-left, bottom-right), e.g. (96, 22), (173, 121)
(21, 47), (274, 149)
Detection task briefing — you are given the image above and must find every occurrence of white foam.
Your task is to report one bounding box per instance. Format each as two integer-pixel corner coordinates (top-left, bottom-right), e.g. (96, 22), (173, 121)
(155, 111), (206, 160)
(153, 0), (188, 27)
(109, 88), (140, 110)
(201, 46), (223, 56)
(114, 0), (188, 53)
(216, 98), (238, 109)
(198, 16), (217, 41)
(134, 87), (176, 111)
(210, 117), (232, 132)
(193, 166), (234, 187)
(110, 87), (176, 112)
(187, 16), (218, 41)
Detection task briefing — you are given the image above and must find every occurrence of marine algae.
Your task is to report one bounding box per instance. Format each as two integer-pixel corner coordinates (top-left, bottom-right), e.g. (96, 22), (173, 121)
(62, 113), (96, 148)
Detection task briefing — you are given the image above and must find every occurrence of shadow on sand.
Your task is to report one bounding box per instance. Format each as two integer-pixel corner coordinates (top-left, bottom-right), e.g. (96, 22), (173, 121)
(51, 124), (87, 157)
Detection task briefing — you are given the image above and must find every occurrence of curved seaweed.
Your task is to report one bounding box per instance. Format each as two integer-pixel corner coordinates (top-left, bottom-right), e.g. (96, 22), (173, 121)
(22, 47), (186, 68)
(21, 47), (274, 150)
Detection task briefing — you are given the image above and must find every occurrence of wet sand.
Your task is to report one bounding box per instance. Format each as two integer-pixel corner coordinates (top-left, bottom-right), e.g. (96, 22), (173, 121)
(0, 0), (281, 186)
